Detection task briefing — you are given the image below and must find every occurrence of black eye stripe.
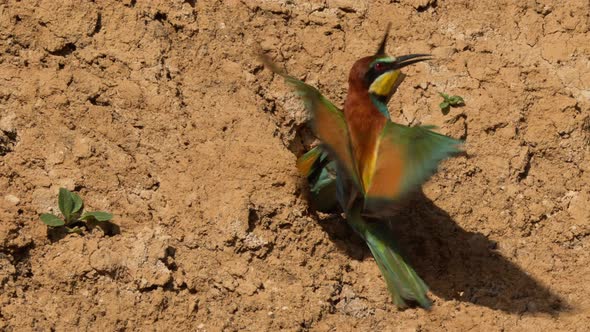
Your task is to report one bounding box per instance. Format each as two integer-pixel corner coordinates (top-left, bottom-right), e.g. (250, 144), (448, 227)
(365, 62), (391, 86)
(366, 69), (378, 85)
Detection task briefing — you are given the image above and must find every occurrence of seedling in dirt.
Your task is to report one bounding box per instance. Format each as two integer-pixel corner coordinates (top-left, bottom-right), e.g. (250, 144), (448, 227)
(40, 188), (113, 233)
(439, 92), (465, 115)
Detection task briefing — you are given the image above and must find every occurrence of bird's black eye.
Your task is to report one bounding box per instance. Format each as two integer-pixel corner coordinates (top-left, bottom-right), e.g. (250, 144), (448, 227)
(374, 62), (386, 72)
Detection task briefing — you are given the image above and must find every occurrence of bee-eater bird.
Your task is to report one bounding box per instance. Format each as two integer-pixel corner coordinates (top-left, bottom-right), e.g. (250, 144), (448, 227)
(295, 35), (409, 213)
(260, 26), (462, 309)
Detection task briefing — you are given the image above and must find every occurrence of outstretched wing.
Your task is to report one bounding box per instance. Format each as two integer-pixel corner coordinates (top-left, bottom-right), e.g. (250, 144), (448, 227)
(260, 54), (359, 186)
(365, 122), (462, 205)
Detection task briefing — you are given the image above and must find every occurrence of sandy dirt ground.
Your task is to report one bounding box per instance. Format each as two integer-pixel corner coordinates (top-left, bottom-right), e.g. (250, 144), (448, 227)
(0, 0), (589, 331)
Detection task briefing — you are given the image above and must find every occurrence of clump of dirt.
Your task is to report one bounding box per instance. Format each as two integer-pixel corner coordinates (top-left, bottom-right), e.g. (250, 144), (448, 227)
(0, 0), (589, 330)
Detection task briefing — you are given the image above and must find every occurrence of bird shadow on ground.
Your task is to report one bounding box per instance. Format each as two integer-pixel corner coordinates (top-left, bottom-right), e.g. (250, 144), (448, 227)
(314, 190), (568, 314)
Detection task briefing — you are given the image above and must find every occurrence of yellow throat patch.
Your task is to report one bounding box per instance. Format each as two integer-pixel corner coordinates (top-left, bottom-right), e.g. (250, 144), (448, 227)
(369, 70), (401, 97)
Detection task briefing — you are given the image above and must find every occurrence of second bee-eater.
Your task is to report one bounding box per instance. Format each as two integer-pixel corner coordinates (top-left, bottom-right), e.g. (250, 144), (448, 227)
(260, 26), (462, 308)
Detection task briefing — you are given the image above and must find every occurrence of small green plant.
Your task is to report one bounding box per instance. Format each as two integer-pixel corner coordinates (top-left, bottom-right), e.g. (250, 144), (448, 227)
(40, 188), (113, 233)
(439, 92), (465, 115)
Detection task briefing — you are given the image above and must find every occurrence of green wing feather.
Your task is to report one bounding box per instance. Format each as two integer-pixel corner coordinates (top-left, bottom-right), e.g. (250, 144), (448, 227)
(393, 124), (462, 194)
(296, 146), (324, 178)
(366, 123), (462, 206)
(260, 54), (360, 187)
(297, 146), (339, 212)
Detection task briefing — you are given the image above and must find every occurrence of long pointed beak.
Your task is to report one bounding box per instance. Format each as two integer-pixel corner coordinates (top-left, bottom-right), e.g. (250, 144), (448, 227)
(393, 54), (432, 70)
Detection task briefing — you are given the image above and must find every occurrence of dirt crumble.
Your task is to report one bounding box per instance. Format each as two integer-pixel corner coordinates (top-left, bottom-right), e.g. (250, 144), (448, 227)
(0, 0), (589, 331)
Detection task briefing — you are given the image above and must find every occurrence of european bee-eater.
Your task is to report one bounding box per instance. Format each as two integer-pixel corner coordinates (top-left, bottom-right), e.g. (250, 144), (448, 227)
(260, 26), (462, 309)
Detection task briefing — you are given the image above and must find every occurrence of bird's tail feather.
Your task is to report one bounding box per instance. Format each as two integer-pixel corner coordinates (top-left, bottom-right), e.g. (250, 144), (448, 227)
(346, 205), (431, 309)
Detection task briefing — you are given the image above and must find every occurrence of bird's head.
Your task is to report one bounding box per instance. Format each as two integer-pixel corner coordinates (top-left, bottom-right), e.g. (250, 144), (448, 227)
(348, 25), (430, 101)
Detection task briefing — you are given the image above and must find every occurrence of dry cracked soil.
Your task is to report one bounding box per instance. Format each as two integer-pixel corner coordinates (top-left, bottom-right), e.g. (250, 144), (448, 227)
(0, 0), (589, 331)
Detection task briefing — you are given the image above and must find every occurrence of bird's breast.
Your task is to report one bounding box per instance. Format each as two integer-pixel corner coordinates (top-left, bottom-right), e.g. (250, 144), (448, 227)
(344, 92), (387, 192)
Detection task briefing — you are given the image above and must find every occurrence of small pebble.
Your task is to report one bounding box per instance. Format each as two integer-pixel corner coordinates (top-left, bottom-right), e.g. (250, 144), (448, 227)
(4, 194), (20, 205)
